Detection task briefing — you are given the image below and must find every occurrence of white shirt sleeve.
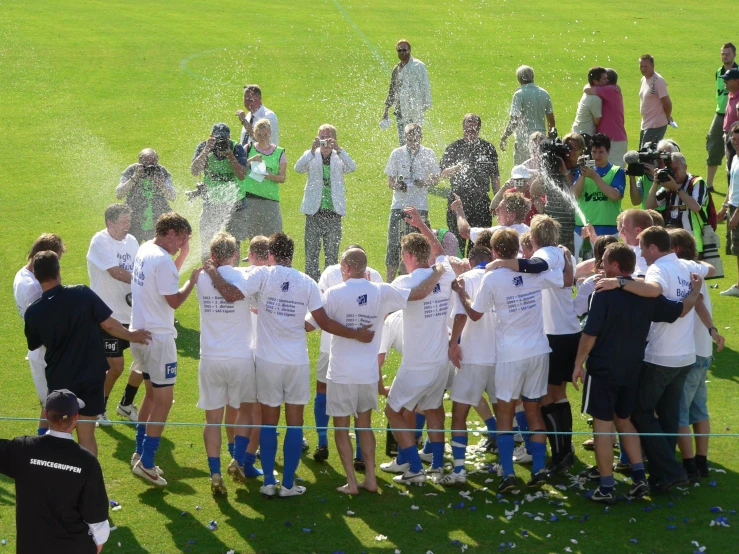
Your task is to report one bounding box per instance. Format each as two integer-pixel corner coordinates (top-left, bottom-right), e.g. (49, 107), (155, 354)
(381, 283), (411, 314)
(87, 520), (110, 546)
(86, 235), (117, 271)
(155, 260), (181, 296)
(645, 264), (668, 292)
(470, 276), (495, 314)
(306, 279), (324, 312)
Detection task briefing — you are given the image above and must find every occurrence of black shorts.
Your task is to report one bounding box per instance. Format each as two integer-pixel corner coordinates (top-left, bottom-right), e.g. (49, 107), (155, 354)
(141, 373), (174, 388)
(547, 332), (580, 385)
(66, 378), (106, 417)
(580, 372), (638, 422)
(100, 325), (130, 358)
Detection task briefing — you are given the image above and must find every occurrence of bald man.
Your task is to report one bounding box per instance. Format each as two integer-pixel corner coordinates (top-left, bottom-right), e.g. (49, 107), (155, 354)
(117, 149), (178, 243)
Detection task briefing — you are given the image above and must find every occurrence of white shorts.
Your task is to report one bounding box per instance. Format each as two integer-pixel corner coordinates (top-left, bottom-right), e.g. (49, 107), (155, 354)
(446, 361), (455, 390)
(326, 382), (378, 417)
(197, 356), (257, 410)
(495, 354), (549, 403)
(255, 357), (310, 407)
(28, 348), (48, 405)
(315, 351), (329, 384)
(130, 333), (178, 386)
(387, 361), (449, 413)
(450, 363), (496, 406)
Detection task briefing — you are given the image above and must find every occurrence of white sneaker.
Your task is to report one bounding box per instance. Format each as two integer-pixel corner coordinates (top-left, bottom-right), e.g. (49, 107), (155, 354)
(260, 484), (277, 497)
(426, 466), (444, 484)
(720, 285), (739, 297)
(278, 484), (306, 497)
(439, 469), (468, 486)
(116, 403), (139, 422)
(130, 452), (164, 475)
(302, 437), (310, 451)
(96, 412), (112, 427)
(513, 432), (524, 443)
(488, 462), (504, 477)
(393, 469), (426, 484)
(380, 458), (410, 474)
(132, 460), (167, 486)
(418, 450), (433, 464)
(513, 445), (532, 464)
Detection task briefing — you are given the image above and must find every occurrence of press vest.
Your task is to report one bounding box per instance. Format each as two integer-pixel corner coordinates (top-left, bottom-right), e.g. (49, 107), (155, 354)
(575, 164), (622, 227)
(125, 177), (171, 233)
(204, 140), (240, 204)
(241, 144), (285, 202)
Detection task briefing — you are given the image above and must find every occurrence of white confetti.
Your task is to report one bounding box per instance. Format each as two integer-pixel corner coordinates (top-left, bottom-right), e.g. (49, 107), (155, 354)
(485, 499), (493, 504)
(564, 548), (572, 553)
(347, 510), (355, 516)
(500, 530), (505, 534)
(375, 535), (387, 541)
(398, 490), (409, 496)
(411, 505), (419, 510)
(110, 526), (117, 531)
(710, 468), (727, 474)
(571, 539), (578, 544)
(629, 518), (636, 523)
(395, 550), (401, 554)
(425, 493), (438, 497)
(487, 515), (495, 519)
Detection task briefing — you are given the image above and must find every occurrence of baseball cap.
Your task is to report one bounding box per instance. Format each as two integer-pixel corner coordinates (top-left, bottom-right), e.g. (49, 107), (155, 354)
(721, 68), (739, 81)
(45, 389), (85, 419)
(211, 123), (231, 138)
(510, 164), (532, 180)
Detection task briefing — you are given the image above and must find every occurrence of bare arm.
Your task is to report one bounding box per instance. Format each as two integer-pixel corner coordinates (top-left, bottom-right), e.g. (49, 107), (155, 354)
(661, 96), (673, 120)
(163, 268), (201, 309)
(449, 194), (471, 240)
(226, 150), (247, 181)
(489, 183), (509, 212)
(629, 175), (643, 206)
(203, 261), (244, 302)
(595, 276), (663, 297)
(695, 296), (726, 351)
(191, 141), (213, 176)
(571, 171), (586, 198)
(451, 278), (484, 322)
(107, 267), (132, 284)
(448, 313), (466, 369)
(572, 332), (597, 391)
(406, 263), (445, 301)
(99, 317), (151, 345)
(403, 206), (444, 259)
(311, 307), (374, 343)
(546, 112), (556, 133)
(265, 160), (287, 184)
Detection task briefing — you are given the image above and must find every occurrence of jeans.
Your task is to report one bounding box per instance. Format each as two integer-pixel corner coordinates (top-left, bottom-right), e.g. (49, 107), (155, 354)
(385, 208), (429, 267)
(631, 361), (692, 485)
(304, 210), (342, 282)
(679, 355), (711, 427)
(639, 126), (667, 149)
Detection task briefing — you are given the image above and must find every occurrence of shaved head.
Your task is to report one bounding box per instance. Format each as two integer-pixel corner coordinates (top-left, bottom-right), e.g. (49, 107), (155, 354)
(341, 248), (368, 278)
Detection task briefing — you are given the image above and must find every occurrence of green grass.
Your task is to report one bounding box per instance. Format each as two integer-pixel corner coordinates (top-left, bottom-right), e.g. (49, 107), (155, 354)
(1, 0), (739, 552)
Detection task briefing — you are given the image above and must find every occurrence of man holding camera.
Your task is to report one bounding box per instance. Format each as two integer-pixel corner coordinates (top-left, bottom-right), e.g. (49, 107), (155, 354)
(626, 139), (680, 208)
(638, 55), (673, 148)
(190, 123), (248, 261)
(117, 149), (177, 243)
(237, 84), (279, 147)
(705, 44), (737, 190)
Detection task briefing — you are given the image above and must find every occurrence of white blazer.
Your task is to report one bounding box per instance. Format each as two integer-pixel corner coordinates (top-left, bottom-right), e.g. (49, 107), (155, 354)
(296, 149), (356, 216)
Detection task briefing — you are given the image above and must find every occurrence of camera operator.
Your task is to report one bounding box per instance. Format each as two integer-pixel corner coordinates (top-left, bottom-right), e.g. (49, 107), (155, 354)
(645, 153), (709, 255)
(626, 139), (680, 208)
(117, 149), (177, 243)
(559, 132), (586, 184)
(572, 133), (625, 258)
(190, 123), (247, 261)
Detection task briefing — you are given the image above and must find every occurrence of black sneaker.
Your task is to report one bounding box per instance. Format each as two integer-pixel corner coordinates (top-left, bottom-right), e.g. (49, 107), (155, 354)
(652, 476), (689, 493)
(313, 445), (329, 462)
(353, 457), (365, 472)
(527, 469), (549, 489)
(498, 474), (518, 494)
(590, 486), (617, 505)
(478, 435), (499, 453)
(578, 466), (600, 481)
(629, 480), (649, 498)
(547, 452), (575, 476)
(613, 461), (632, 475)
(696, 461), (710, 479)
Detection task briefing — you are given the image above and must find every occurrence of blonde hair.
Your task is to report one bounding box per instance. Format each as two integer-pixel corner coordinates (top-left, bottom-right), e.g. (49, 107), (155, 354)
(249, 235), (269, 260)
(530, 214), (560, 247)
(210, 232), (238, 262)
(253, 118), (272, 136)
(491, 228), (520, 260)
(401, 233), (431, 263)
(502, 192), (530, 224)
(318, 124), (337, 139)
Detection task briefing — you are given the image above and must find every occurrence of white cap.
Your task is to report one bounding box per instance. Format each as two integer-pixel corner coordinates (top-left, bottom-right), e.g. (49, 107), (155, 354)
(510, 164), (531, 180)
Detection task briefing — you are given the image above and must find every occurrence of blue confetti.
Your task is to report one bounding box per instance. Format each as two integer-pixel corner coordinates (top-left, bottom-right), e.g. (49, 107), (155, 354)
(455, 502), (465, 509)
(110, 500), (120, 508)
(709, 481), (717, 487)
(710, 507), (722, 513)
(392, 511), (397, 516)
(522, 530), (528, 536)
(451, 540), (462, 546)
(605, 507), (610, 513)
(470, 506), (477, 511)
(320, 499), (326, 504)
(668, 502), (674, 507)
(549, 515), (558, 522)
(630, 539), (638, 544)
(667, 516), (675, 521)
(285, 522), (292, 527)
(643, 507), (653, 512)
(302, 528), (311, 533)
(731, 510), (737, 515)
(438, 509), (445, 514)
(181, 511), (187, 517)
(188, 540), (196, 545)
(667, 525), (676, 530)
(250, 534), (256, 538)
(683, 518), (690, 524)
(415, 524), (423, 532)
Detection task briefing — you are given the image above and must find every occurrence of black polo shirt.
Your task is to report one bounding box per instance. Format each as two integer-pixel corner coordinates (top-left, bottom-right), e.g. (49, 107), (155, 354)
(24, 284), (112, 390)
(440, 138), (499, 200)
(0, 434), (108, 554)
(583, 281), (683, 382)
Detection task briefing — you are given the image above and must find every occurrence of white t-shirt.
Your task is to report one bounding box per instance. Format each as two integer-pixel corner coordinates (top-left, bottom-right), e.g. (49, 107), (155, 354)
(728, 154), (739, 208)
(324, 279), (409, 384)
(574, 275), (596, 318)
(453, 267), (496, 365)
(131, 241), (180, 336)
(572, 93), (603, 137)
(86, 229), (139, 322)
(318, 264), (383, 353)
(243, 265), (323, 365)
(693, 279), (713, 358)
(631, 244), (648, 278)
(472, 267), (563, 364)
(13, 267), (42, 319)
(392, 258), (455, 368)
(384, 145), (440, 211)
(380, 310), (404, 355)
(644, 254), (708, 367)
(532, 246), (580, 335)
(470, 223), (530, 253)
(197, 266), (254, 359)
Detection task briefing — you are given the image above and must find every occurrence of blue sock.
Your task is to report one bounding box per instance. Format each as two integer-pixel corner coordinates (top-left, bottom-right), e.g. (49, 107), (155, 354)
(208, 456), (221, 476)
(243, 452), (263, 477)
(259, 426), (278, 486)
(423, 437), (433, 454)
(631, 462), (646, 482)
(354, 424), (363, 461)
(227, 442), (235, 458)
(599, 474), (615, 491)
(314, 393), (329, 447)
(37, 427), (47, 436)
(396, 446), (407, 465)
(498, 432), (515, 477)
(282, 427), (303, 490)
(234, 435), (249, 467)
(451, 436), (468, 473)
(141, 435), (161, 469)
(530, 440), (547, 473)
(485, 416), (497, 436)
(619, 438), (631, 464)
(515, 409), (531, 452)
(402, 445), (423, 473)
(135, 424), (146, 455)
(415, 413), (426, 440)
(430, 440), (444, 469)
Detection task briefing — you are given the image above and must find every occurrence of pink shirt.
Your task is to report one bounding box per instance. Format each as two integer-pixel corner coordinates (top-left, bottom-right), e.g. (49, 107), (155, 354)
(724, 91), (739, 132)
(594, 85), (627, 141)
(639, 72), (669, 129)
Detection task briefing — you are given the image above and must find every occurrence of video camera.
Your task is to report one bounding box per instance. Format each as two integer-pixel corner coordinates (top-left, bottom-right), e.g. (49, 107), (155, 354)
(539, 137), (571, 176)
(623, 142), (672, 176)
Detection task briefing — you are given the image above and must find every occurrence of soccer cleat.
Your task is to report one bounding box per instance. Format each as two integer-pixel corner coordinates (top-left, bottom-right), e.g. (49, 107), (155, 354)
(488, 462), (504, 477)
(227, 459), (247, 483)
(477, 436), (498, 454)
(302, 438), (310, 452)
(210, 473), (227, 496)
(353, 458), (365, 472)
(613, 461), (632, 474)
(578, 466), (600, 481)
(130, 453), (163, 475)
(132, 460), (167, 486)
(260, 484), (277, 498)
(720, 285), (739, 297)
(426, 467), (444, 484)
(393, 469), (426, 484)
(497, 475), (518, 494)
(512, 445), (532, 464)
(629, 480), (649, 498)
(313, 445), (329, 462)
(278, 484), (306, 497)
(438, 469), (468, 486)
(526, 469), (549, 488)
(418, 450), (433, 464)
(116, 403), (139, 422)
(96, 412), (113, 427)
(380, 458), (410, 474)
(581, 438), (595, 451)
(589, 486), (617, 505)
(652, 477), (689, 493)
(513, 432), (524, 444)
(416, 434), (425, 448)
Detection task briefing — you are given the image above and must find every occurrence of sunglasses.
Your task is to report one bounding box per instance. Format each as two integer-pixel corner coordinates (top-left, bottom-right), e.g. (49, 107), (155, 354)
(397, 48), (409, 52)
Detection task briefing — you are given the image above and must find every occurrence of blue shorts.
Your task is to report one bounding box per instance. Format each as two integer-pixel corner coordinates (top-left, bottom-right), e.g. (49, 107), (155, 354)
(679, 355), (711, 427)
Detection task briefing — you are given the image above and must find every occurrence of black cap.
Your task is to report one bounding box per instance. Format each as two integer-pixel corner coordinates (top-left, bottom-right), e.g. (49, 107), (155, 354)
(721, 68), (739, 81)
(45, 389), (85, 418)
(211, 123), (231, 138)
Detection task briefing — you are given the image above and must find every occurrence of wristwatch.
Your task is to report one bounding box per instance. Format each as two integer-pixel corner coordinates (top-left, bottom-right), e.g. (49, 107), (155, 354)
(708, 326), (718, 336)
(618, 277), (627, 289)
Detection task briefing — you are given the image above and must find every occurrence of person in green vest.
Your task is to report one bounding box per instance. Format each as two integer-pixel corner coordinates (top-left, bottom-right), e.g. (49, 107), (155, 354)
(117, 149), (177, 243)
(627, 139), (680, 209)
(705, 43), (737, 190)
(242, 119), (287, 239)
(190, 123), (247, 261)
(572, 133), (626, 259)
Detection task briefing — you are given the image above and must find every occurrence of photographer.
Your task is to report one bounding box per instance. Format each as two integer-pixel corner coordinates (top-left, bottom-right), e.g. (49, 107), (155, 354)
(627, 139), (680, 207)
(117, 148), (176, 243)
(572, 133), (625, 258)
(190, 123), (248, 261)
(560, 132), (586, 184)
(645, 153), (709, 255)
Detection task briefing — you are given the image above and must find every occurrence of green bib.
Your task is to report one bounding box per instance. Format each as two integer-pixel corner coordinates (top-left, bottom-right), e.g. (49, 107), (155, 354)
(139, 178), (155, 231)
(241, 144), (285, 202)
(204, 140), (240, 204)
(575, 165), (622, 227)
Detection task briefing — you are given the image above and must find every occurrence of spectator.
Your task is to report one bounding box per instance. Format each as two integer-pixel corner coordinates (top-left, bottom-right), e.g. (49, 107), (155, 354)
(705, 43), (737, 190)
(440, 114), (500, 254)
(383, 39), (432, 146)
(296, 124), (357, 281)
(560, 132), (586, 184)
(117, 148), (176, 243)
(638, 54), (673, 147)
(583, 68), (628, 166)
(190, 123), (248, 260)
(237, 84), (279, 147)
(718, 121), (739, 296)
(721, 68), (739, 177)
(628, 138), (680, 208)
(500, 65), (555, 164)
(490, 164), (545, 225)
(572, 66), (605, 145)
(451, 191), (531, 247)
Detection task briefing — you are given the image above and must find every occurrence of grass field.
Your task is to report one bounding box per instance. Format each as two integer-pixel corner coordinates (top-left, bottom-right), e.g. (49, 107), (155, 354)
(2, 0), (739, 552)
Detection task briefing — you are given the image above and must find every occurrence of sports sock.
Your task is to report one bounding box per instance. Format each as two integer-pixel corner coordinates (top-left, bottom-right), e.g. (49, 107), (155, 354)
(354, 423), (363, 461)
(618, 437), (631, 465)
(430, 440), (444, 469)
(396, 446), (407, 465)
(541, 403), (560, 461)
(282, 427), (303, 490)
(451, 435), (468, 473)
(530, 440), (547, 474)
(234, 435), (250, 467)
(415, 413), (426, 440)
(696, 454), (708, 473)
(682, 457), (698, 475)
(208, 456), (221, 476)
(556, 399), (573, 456)
(485, 415), (497, 436)
(515, 406), (531, 452)
(259, 426), (278, 486)
(314, 393), (329, 448)
(402, 445), (423, 473)
(498, 432), (515, 477)
(599, 474), (615, 492)
(135, 424), (146, 455)
(37, 427), (47, 436)
(141, 435), (161, 469)
(423, 437), (433, 454)
(227, 442), (235, 458)
(120, 384), (139, 407)
(104, 396), (109, 409)
(631, 462), (646, 482)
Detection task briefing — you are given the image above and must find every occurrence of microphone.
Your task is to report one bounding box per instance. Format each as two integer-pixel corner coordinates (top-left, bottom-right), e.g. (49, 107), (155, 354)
(623, 150), (640, 165)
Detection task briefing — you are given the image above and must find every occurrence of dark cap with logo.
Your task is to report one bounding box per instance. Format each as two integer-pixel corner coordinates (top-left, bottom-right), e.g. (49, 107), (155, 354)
(721, 68), (739, 81)
(45, 389), (85, 419)
(211, 123), (231, 138)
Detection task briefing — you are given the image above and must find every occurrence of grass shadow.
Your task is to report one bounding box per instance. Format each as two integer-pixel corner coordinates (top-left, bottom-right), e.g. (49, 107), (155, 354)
(174, 321), (200, 361)
(709, 346), (739, 384)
